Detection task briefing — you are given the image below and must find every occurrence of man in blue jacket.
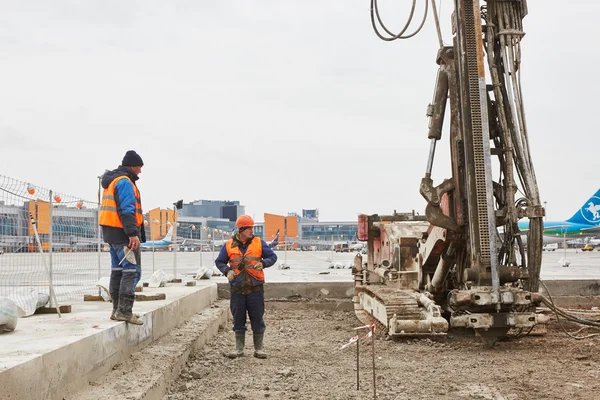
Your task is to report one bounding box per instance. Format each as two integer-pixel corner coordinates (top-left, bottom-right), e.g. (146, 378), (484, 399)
(99, 150), (146, 325)
(215, 215), (277, 358)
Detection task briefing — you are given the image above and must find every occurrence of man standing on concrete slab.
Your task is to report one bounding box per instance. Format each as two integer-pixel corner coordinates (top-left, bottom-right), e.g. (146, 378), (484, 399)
(99, 150), (146, 325)
(215, 215), (277, 358)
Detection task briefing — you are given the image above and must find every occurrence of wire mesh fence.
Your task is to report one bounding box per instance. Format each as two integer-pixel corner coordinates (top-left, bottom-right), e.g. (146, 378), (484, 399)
(0, 174), (105, 314)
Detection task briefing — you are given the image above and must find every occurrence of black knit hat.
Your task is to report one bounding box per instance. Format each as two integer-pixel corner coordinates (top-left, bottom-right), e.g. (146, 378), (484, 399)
(122, 150), (144, 167)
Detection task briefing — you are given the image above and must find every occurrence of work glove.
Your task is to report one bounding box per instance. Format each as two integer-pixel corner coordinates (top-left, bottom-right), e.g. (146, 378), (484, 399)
(254, 262), (264, 271)
(227, 270), (235, 282)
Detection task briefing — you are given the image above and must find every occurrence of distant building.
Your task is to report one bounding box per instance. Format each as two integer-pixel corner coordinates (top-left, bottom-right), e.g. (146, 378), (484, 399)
(179, 199), (245, 223)
(298, 221), (358, 243)
(252, 210), (358, 250)
(302, 209), (319, 222)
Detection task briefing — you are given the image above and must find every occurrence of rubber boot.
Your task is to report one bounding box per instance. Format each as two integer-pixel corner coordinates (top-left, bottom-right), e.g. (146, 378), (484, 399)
(114, 271), (143, 325)
(109, 269), (122, 320)
(253, 333), (267, 359)
(225, 332), (245, 359)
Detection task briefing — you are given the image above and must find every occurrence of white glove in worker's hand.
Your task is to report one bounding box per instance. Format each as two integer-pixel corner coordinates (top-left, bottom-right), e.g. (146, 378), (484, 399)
(254, 262), (264, 271)
(227, 270), (235, 282)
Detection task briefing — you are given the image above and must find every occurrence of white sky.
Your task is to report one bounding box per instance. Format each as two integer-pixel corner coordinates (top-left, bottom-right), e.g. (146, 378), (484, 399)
(0, 1), (597, 222)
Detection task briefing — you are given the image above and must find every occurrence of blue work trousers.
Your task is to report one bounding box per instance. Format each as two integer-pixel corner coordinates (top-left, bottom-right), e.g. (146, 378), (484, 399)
(109, 244), (142, 288)
(108, 244), (141, 315)
(230, 289), (266, 334)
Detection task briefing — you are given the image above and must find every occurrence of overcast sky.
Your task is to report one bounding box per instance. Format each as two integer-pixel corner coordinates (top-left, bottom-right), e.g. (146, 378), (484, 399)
(0, 1), (597, 222)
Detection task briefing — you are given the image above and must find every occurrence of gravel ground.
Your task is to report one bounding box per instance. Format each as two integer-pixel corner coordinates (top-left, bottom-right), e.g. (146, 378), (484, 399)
(163, 302), (600, 400)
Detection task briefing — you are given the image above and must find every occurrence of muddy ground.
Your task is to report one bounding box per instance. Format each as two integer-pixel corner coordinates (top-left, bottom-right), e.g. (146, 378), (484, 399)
(163, 301), (600, 400)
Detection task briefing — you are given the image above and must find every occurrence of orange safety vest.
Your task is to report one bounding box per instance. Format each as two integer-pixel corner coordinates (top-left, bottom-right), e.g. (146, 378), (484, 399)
(226, 236), (264, 281)
(99, 176), (143, 228)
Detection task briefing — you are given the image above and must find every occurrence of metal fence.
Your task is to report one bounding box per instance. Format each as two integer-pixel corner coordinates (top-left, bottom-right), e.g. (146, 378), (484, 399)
(0, 174), (103, 314)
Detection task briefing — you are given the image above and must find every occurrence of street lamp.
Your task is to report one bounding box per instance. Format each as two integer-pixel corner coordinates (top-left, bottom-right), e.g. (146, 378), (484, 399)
(172, 200), (183, 281)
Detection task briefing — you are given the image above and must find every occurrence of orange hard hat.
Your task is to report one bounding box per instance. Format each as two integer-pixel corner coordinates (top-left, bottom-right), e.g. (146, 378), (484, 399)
(235, 215), (255, 228)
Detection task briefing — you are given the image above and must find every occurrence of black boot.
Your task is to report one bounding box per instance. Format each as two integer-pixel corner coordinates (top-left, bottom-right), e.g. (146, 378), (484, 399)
(109, 269), (122, 320)
(253, 333), (267, 359)
(225, 332), (245, 358)
(115, 271), (143, 325)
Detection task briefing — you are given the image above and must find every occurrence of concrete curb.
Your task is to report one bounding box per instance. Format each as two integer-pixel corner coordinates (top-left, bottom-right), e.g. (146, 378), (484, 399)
(72, 300), (229, 400)
(217, 281), (356, 299)
(0, 284), (218, 400)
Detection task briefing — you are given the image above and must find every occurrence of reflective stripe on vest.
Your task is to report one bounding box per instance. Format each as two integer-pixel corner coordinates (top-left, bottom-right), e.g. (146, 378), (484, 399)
(99, 176), (143, 228)
(226, 236), (264, 281)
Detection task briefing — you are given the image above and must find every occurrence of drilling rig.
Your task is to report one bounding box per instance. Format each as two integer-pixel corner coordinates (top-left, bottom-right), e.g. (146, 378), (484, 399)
(354, 0), (544, 346)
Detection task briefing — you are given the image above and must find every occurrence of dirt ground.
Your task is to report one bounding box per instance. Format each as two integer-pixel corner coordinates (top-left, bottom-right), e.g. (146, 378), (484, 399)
(163, 301), (600, 400)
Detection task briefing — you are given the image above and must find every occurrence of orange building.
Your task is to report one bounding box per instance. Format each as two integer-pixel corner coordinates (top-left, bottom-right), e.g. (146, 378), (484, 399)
(146, 207), (176, 240)
(264, 213), (298, 249)
(28, 200), (51, 251)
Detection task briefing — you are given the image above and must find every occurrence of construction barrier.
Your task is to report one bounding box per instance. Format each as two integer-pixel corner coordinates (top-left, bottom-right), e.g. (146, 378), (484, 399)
(0, 174), (103, 312)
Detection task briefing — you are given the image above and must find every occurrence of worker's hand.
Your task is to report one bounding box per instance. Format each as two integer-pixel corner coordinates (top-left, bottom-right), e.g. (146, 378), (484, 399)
(227, 270), (235, 282)
(128, 236), (140, 250)
(254, 262), (264, 271)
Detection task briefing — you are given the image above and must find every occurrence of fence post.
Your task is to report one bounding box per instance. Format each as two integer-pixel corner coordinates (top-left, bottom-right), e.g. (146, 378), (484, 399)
(48, 190), (55, 307)
(173, 215), (178, 280)
(97, 175), (102, 295)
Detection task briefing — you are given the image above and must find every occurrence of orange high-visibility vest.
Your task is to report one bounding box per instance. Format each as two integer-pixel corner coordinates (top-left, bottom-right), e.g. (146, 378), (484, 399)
(226, 236), (264, 281)
(99, 176), (143, 228)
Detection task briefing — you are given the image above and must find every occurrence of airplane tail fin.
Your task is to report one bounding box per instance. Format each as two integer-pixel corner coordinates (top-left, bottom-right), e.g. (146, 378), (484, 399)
(566, 189), (600, 224)
(164, 226), (174, 243)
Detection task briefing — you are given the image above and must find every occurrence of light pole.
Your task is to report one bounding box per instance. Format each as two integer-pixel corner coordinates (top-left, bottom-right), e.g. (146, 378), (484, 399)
(172, 200), (183, 281)
(208, 232), (214, 262)
(201, 226), (208, 269)
(284, 235), (288, 264)
(331, 233), (334, 259)
(151, 219), (159, 272)
(97, 175), (103, 296)
(144, 220), (156, 274)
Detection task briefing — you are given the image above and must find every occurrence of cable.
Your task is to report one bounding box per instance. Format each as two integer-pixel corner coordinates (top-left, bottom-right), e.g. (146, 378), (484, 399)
(0, 186), (34, 201)
(372, 0), (416, 39)
(430, 0), (443, 47)
(370, 0), (429, 42)
(540, 280), (600, 340)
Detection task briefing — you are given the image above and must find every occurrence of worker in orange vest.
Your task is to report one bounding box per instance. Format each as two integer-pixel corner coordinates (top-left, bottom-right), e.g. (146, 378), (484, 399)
(99, 150), (146, 325)
(215, 215), (277, 358)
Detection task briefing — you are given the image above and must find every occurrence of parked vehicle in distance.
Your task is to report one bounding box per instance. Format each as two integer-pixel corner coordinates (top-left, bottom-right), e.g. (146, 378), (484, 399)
(582, 244), (594, 252)
(334, 243), (349, 253)
(542, 243), (558, 251)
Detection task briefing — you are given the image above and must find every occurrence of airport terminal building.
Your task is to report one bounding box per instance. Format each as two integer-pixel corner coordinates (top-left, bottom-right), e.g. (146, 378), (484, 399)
(176, 203), (359, 247)
(0, 198), (359, 252)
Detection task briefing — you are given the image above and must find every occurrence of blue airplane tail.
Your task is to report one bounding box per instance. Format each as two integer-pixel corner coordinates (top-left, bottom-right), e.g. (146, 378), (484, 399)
(566, 189), (600, 225)
(163, 226), (174, 243)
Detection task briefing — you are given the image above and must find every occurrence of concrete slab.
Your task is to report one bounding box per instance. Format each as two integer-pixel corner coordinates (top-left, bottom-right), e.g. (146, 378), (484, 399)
(0, 281), (218, 400)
